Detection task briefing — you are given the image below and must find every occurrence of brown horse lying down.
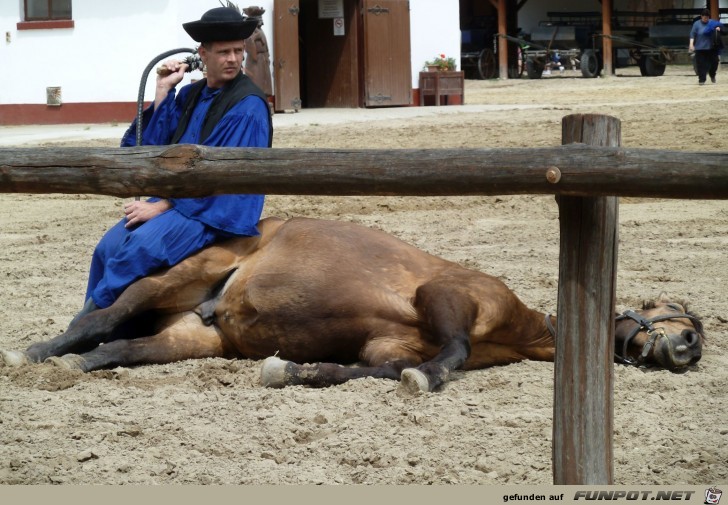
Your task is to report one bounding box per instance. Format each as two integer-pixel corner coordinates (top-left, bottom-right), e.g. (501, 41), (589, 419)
(1, 217), (704, 392)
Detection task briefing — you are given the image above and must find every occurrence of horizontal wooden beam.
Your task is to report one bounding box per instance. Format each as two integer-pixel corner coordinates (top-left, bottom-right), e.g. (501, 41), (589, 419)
(1, 144), (726, 199)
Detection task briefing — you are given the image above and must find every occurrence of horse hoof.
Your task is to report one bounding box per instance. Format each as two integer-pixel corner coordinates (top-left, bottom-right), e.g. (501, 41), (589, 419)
(400, 368), (430, 393)
(260, 356), (290, 388)
(45, 354), (85, 371)
(1, 350), (29, 367)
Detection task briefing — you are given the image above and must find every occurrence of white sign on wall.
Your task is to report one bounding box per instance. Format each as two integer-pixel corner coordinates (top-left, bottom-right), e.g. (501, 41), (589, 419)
(318, 0), (344, 19)
(333, 17), (345, 36)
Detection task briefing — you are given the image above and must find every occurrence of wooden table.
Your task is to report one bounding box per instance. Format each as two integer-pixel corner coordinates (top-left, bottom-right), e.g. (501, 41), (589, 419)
(418, 71), (464, 106)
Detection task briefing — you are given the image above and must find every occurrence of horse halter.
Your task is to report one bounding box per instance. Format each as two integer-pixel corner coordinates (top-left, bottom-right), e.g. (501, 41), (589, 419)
(614, 309), (702, 366)
(544, 309), (702, 367)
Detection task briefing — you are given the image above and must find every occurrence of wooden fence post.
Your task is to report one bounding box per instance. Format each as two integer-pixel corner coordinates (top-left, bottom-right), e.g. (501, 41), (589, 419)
(553, 114), (619, 484)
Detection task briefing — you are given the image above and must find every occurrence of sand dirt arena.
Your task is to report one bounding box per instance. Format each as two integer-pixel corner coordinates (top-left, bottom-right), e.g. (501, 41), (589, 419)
(0, 65), (726, 485)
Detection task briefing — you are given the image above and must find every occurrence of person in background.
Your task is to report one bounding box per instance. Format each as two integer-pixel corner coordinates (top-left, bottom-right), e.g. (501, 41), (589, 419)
(689, 8), (723, 85)
(71, 6), (272, 325)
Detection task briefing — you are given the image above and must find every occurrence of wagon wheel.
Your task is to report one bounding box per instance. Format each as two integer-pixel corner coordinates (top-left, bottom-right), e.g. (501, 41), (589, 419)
(639, 53), (666, 77)
(477, 48), (497, 79)
(580, 49), (602, 78)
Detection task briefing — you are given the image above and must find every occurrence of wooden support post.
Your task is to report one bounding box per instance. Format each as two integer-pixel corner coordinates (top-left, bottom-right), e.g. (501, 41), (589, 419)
(498, 0), (508, 80)
(602, 0), (613, 77)
(553, 114), (619, 484)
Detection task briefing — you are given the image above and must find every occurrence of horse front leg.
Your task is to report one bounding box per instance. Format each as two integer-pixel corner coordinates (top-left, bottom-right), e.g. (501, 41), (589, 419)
(6, 297), (145, 365)
(1, 242), (242, 367)
(46, 312), (232, 372)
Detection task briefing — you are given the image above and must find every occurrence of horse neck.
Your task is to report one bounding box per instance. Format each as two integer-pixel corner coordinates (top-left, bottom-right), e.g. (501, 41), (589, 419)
(516, 307), (556, 347)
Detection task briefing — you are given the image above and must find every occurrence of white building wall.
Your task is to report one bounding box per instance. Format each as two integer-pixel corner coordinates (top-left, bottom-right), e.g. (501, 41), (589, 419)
(1, 0), (456, 107)
(2, 1), (167, 104)
(0, 1), (274, 106)
(409, 0), (462, 86)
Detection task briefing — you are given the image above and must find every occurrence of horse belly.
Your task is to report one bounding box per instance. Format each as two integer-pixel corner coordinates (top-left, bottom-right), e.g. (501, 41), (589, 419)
(210, 286), (368, 363)
(225, 314), (392, 363)
(214, 274), (401, 363)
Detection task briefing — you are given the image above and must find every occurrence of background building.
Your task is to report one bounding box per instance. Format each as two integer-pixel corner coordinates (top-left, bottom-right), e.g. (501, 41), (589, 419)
(1, 0), (723, 125)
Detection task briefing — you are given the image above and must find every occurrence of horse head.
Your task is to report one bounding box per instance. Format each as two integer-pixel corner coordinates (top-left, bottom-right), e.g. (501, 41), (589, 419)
(615, 293), (704, 370)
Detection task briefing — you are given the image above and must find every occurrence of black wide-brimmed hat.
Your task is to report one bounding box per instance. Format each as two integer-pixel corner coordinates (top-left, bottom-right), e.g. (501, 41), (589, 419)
(183, 7), (258, 42)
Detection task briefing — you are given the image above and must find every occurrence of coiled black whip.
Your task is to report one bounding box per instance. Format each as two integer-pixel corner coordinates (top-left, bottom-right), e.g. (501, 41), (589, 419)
(133, 48), (202, 199)
(135, 48), (202, 147)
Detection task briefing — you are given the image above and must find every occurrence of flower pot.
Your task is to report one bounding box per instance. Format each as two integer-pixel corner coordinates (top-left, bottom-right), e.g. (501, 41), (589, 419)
(426, 65), (440, 72)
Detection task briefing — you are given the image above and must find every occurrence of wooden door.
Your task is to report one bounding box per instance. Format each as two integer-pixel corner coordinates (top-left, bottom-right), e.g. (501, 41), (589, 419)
(361, 0), (412, 107)
(273, 0), (302, 112)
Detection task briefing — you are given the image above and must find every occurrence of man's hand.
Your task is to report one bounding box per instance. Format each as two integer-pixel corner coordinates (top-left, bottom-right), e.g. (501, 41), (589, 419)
(154, 60), (189, 108)
(123, 199), (172, 228)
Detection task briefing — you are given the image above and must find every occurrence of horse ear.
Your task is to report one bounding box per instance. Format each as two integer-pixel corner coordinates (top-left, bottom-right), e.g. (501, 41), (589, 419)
(657, 291), (670, 303)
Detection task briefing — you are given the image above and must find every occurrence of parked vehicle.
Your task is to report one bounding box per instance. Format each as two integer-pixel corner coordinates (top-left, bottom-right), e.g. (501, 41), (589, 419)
(522, 9), (727, 79)
(460, 16), (523, 79)
(463, 9), (727, 81)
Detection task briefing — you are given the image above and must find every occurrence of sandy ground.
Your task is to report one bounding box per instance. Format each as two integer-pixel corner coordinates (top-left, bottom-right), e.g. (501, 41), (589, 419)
(0, 65), (726, 485)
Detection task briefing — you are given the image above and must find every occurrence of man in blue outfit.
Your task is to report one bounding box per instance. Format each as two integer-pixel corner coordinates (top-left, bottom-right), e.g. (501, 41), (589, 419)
(689, 9), (723, 85)
(72, 6), (272, 324)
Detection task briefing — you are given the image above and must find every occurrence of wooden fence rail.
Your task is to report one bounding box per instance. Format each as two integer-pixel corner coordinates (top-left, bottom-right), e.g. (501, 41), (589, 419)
(0, 114), (725, 485)
(1, 143), (727, 199)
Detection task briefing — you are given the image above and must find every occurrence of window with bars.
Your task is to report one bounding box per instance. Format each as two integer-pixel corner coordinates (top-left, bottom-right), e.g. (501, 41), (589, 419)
(24, 0), (73, 21)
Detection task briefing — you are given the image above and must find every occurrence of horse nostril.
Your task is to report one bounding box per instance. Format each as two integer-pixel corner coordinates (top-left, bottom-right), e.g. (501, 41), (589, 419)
(681, 330), (700, 347)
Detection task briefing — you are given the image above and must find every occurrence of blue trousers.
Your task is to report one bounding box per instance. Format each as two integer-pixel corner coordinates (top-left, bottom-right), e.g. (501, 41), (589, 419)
(85, 209), (223, 308)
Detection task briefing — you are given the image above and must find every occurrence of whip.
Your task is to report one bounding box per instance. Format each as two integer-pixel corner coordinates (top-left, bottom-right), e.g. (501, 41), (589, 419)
(133, 49), (203, 199)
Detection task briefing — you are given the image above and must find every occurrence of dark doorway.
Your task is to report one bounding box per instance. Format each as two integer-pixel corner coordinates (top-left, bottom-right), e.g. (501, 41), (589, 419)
(299, 0), (360, 108)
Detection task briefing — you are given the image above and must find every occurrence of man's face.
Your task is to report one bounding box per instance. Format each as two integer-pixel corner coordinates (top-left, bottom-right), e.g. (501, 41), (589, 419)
(701, 14), (710, 22)
(200, 40), (245, 88)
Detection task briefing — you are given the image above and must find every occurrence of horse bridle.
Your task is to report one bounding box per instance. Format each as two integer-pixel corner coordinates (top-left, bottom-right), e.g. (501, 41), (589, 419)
(544, 309), (702, 367)
(614, 309), (702, 366)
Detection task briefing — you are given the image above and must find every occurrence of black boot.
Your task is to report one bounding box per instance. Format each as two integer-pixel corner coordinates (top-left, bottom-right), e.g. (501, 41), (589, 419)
(67, 298), (99, 330)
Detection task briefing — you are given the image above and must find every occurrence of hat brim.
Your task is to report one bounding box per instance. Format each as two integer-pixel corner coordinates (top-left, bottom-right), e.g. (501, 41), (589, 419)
(183, 18), (258, 42)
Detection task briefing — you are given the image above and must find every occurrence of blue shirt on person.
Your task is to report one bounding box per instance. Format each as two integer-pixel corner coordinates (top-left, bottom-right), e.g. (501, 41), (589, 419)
(691, 18), (724, 51)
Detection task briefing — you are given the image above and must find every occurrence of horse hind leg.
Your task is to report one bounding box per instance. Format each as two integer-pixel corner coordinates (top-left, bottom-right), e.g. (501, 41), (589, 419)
(260, 356), (411, 388)
(399, 331), (471, 394)
(398, 281), (477, 393)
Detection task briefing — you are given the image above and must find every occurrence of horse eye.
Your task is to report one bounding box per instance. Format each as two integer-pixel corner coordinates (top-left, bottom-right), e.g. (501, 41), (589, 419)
(666, 303), (683, 311)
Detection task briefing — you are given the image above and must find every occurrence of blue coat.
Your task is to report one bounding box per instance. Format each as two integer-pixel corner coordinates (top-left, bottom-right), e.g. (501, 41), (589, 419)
(87, 78), (272, 308)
